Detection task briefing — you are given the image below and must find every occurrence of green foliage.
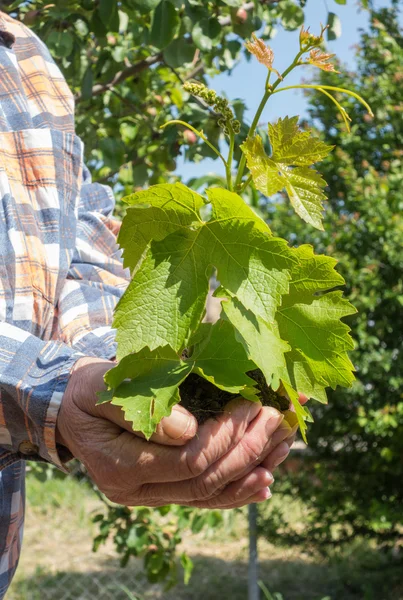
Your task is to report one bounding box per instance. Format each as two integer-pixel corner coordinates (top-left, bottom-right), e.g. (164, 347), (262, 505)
(260, 4), (403, 548)
(92, 502), (222, 587)
(6, 0), (356, 200)
(241, 117), (334, 229)
(98, 16), (369, 445)
(104, 173), (356, 441)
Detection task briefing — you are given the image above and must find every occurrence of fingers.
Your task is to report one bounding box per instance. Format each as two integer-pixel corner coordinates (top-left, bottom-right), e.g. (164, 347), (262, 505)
(299, 393), (309, 406)
(183, 467), (273, 509)
(134, 405), (284, 504)
(110, 398), (264, 489)
(261, 440), (290, 472)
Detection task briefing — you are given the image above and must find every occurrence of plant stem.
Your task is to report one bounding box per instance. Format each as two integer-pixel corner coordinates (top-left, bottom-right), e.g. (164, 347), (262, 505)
(240, 174), (253, 194)
(272, 84), (374, 116)
(160, 120), (228, 169)
(234, 52), (304, 191)
(315, 87), (352, 131)
(226, 131), (235, 191)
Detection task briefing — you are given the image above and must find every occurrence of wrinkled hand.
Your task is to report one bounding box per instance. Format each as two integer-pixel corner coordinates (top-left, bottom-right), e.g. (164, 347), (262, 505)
(56, 357), (297, 509)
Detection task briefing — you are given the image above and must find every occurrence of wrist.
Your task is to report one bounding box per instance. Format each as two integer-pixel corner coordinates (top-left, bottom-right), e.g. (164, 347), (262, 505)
(56, 356), (113, 449)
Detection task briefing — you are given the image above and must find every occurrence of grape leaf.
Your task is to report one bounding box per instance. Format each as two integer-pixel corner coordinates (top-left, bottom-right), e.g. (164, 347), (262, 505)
(104, 320), (260, 438)
(220, 295), (290, 392)
(114, 185), (297, 359)
(218, 245), (355, 423)
(269, 116), (334, 166)
(104, 346), (192, 439)
(118, 183), (205, 269)
(241, 117), (334, 230)
(191, 319), (259, 398)
(276, 245), (356, 398)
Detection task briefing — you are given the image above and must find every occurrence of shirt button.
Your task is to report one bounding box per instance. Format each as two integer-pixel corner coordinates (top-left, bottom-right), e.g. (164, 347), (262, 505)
(18, 441), (39, 456)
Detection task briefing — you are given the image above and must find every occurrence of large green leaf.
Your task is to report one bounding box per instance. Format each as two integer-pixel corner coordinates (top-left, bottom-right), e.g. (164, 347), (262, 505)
(191, 319), (258, 397)
(220, 296), (290, 392)
(241, 117), (333, 230)
(276, 245), (356, 397)
(114, 185), (297, 358)
(118, 183), (205, 269)
(150, 1), (180, 49)
(217, 245), (355, 439)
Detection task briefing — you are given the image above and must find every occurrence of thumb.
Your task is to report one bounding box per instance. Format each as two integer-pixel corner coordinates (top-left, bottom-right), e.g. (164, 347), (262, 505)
(97, 401), (198, 446)
(141, 404), (198, 446)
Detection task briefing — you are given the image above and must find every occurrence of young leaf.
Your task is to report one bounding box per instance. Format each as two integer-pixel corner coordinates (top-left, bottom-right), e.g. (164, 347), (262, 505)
(114, 185), (297, 358)
(104, 346), (192, 439)
(241, 117), (333, 230)
(269, 117), (334, 166)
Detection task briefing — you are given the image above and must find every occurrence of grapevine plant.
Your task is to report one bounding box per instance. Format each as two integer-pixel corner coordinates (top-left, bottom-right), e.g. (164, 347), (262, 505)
(99, 25), (372, 442)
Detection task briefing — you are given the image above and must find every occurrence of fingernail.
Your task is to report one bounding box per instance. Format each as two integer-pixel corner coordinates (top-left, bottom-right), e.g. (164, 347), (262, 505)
(263, 487), (272, 500)
(163, 410), (193, 440)
(265, 407), (283, 420)
(288, 422), (299, 437)
(278, 420), (292, 435)
(265, 470), (274, 485)
(273, 442), (290, 467)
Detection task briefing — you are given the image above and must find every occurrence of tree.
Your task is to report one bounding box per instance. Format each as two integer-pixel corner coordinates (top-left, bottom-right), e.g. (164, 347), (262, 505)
(260, 3), (403, 548)
(4, 0), (349, 201)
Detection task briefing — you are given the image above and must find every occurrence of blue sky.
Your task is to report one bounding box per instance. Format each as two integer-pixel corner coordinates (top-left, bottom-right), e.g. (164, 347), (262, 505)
(176, 0), (393, 179)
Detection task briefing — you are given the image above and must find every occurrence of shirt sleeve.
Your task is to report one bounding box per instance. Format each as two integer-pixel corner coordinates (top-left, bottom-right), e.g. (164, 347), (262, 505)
(51, 165), (129, 359)
(0, 170), (129, 472)
(0, 325), (83, 470)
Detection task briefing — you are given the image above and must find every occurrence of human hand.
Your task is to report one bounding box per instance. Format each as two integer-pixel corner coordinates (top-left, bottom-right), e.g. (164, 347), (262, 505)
(56, 357), (295, 509)
(260, 394), (308, 473)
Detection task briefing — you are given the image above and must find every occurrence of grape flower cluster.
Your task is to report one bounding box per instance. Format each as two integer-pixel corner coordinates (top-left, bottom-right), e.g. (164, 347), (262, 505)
(183, 82), (241, 136)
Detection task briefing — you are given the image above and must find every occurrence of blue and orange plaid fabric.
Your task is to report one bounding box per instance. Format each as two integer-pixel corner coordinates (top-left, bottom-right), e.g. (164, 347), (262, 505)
(0, 12), (128, 597)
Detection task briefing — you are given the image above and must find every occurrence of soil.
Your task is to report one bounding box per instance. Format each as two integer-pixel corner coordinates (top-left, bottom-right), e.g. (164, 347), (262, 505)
(179, 369), (290, 425)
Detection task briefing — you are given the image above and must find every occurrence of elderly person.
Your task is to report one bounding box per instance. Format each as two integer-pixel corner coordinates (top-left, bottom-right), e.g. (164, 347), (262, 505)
(0, 12), (296, 598)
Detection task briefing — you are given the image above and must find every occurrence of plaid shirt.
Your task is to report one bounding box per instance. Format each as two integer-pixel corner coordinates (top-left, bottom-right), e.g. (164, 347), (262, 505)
(0, 12), (128, 597)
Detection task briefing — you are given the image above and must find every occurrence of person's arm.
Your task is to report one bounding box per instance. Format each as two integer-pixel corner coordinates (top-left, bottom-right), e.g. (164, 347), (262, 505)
(51, 165), (129, 359)
(0, 324), (84, 470)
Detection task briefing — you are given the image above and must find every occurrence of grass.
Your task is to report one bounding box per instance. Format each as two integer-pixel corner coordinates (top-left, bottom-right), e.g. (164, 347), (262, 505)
(7, 471), (403, 600)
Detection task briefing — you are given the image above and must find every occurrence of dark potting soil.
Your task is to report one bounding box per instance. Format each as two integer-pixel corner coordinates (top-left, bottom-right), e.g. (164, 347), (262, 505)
(179, 369), (289, 425)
